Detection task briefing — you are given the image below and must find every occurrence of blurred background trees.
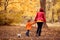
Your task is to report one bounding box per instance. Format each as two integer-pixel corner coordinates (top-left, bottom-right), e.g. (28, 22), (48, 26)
(0, 0), (24, 25)
(46, 0), (60, 23)
(0, 0), (60, 25)
(0, 0), (40, 25)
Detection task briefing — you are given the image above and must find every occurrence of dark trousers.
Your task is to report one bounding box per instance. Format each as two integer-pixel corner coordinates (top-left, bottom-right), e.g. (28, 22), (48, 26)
(36, 22), (43, 36)
(26, 30), (30, 36)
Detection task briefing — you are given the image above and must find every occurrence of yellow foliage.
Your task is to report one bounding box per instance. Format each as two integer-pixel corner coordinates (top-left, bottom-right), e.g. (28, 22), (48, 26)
(7, 0), (40, 17)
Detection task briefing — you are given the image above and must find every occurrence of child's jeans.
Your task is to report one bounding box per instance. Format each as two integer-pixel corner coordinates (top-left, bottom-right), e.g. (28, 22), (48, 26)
(26, 30), (30, 36)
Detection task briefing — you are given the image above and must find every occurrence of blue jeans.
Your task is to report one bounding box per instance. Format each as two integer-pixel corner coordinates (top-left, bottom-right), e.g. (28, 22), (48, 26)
(26, 30), (30, 36)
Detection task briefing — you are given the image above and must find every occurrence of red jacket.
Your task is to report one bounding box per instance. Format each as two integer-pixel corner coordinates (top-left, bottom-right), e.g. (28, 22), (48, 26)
(35, 12), (46, 22)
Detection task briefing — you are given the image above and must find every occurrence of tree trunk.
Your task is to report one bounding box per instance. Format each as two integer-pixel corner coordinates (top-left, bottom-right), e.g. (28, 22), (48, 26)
(40, 0), (46, 12)
(52, 9), (54, 23)
(4, 0), (8, 12)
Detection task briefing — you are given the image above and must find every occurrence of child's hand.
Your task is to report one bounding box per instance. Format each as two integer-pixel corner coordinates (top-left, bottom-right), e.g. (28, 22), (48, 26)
(34, 21), (36, 23)
(31, 21), (36, 25)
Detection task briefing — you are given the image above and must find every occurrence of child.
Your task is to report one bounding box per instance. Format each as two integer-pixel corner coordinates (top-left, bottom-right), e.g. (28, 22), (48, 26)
(26, 20), (35, 37)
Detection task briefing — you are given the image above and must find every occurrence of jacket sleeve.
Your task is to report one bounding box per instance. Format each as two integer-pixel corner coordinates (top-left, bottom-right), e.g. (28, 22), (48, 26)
(43, 13), (46, 22)
(34, 13), (38, 21)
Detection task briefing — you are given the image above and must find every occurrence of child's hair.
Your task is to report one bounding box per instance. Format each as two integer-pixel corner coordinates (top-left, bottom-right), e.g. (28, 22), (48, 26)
(27, 20), (31, 22)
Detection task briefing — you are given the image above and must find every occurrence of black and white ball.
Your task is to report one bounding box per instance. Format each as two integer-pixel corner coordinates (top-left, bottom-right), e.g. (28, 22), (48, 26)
(17, 34), (21, 38)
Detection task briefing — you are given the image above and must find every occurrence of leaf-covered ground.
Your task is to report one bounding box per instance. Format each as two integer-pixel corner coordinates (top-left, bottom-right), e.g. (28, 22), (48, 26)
(0, 26), (60, 40)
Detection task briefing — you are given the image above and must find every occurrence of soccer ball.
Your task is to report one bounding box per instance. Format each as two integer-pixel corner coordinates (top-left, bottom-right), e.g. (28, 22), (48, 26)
(17, 34), (21, 38)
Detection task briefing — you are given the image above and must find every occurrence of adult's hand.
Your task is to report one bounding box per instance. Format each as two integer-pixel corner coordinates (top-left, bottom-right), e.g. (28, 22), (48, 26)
(43, 22), (48, 28)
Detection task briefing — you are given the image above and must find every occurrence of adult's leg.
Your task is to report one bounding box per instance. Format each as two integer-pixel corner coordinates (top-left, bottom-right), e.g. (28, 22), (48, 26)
(36, 22), (40, 35)
(38, 22), (43, 36)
